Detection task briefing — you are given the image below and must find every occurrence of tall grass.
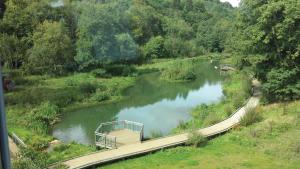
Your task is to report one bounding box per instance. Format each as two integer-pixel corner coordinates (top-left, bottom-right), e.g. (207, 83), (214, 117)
(240, 107), (262, 126)
(186, 131), (207, 147)
(160, 60), (197, 81)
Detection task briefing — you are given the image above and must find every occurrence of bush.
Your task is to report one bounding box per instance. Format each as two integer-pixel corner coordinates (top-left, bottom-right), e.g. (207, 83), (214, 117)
(65, 79), (77, 86)
(203, 112), (221, 126)
(233, 95), (244, 109)
(104, 64), (137, 76)
(13, 148), (48, 169)
(150, 130), (163, 138)
(29, 136), (50, 151)
(143, 36), (166, 59)
(92, 68), (111, 78)
(92, 91), (111, 102)
(27, 102), (59, 134)
(79, 82), (96, 94)
(186, 131), (207, 147)
(240, 108), (262, 126)
(161, 61), (197, 81)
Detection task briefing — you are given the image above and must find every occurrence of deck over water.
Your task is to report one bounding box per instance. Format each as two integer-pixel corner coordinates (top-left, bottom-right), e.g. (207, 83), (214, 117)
(109, 129), (141, 146)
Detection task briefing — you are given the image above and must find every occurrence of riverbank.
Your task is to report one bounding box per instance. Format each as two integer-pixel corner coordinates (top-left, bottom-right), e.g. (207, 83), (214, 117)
(7, 56), (248, 166)
(102, 100), (300, 169)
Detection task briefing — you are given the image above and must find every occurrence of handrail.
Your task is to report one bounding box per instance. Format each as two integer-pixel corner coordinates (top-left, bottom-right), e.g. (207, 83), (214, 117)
(95, 120), (144, 149)
(11, 132), (27, 148)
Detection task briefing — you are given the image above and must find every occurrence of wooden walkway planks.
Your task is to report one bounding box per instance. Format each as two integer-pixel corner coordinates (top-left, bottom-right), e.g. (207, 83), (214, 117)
(61, 95), (260, 169)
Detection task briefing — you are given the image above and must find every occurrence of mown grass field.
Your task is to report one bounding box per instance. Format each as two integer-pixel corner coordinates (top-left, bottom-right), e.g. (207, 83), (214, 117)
(101, 101), (300, 169)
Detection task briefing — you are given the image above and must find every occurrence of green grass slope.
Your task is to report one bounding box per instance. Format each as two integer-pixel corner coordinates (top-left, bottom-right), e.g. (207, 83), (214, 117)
(102, 101), (300, 169)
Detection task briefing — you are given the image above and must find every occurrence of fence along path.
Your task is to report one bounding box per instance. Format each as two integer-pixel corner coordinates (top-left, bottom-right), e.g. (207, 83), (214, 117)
(61, 80), (261, 169)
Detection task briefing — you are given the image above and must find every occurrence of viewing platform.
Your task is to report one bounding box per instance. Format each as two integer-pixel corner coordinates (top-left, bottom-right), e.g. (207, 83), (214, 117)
(95, 120), (144, 149)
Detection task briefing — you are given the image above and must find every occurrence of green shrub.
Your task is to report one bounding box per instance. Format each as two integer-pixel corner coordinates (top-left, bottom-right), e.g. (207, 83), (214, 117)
(143, 36), (166, 59)
(203, 112), (221, 126)
(53, 144), (71, 152)
(92, 68), (111, 78)
(29, 136), (50, 151)
(177, 120), (188, 130)
(27, 102), (59, 134)
(161, 61), (197, 81)
(233, 95), (244, 109)
(65, 79), (77, 86)
(79, 82), (96, 94)
(13, 148), (48, 169)
(240, 108), (262, 126)
(186, 131), (207, 147)
(225, 105), (233, 117)
(150, 130), (163, 138)
(92, 91), (111, 102)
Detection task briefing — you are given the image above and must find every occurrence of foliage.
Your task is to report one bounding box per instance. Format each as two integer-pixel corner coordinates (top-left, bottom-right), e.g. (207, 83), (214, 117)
(240, 107), (262, 126)
(27, 21), (74, 75)
(161, 60), (197, 81)
(79, 82), (97, 94)
(186, 131), (207, 147)
(92, 68), (111, 78)
(104, 64), (137, 77)
(238, 0), (300, 102)
(91, 90), (111, 102)
(150, 130), (163, 139)
(13, 148), (48, 169)
(27, 102), (59, 134)
(142, 36), (166, 59)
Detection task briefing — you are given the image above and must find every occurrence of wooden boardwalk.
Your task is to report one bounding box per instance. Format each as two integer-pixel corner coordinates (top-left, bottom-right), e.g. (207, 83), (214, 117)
(61, 84), (260, 169)
(109, 129), (141, 146)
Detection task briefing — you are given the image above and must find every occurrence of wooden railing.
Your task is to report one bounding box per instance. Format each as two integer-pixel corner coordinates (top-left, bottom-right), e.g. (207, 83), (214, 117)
(95, 120), (144, 149)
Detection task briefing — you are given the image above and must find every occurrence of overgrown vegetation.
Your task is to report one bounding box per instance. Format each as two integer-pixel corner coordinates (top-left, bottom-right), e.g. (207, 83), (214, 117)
(240, 107), (263, 127)
(186, 131), (207, 147)
(160, 59), (197, 81)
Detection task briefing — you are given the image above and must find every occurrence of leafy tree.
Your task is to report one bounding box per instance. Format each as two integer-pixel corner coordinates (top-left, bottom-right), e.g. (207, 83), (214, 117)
(142, 36), (166, 59)
(127, 0), (163, 44)
(115, 33), (139, 62)
(27, 21), (74, 74)
(0, 34), (27, 68)
(75, 1), (130, 65)
(239, 0), (300, 101)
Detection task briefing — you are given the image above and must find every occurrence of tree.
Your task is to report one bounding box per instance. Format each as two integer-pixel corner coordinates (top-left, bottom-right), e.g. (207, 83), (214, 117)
(75, 1), (130, 65)
(127, 0), (163, 44)
(27, 21), (74, 74)
(239, 0), (300, 101)
(0, 34), (27, 68)
(115, 33), (139, 62)
(143, 36), (166, 59)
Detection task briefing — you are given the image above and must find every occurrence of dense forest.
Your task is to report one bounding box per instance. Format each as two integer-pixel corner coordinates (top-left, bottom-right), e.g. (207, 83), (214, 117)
(0, 0), (299, 168)
(1, 0), (299, 102)
(0, 0), (235, 71)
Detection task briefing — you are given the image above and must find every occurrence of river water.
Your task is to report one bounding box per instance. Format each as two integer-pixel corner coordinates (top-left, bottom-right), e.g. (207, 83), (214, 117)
(52, 61), (224, 144)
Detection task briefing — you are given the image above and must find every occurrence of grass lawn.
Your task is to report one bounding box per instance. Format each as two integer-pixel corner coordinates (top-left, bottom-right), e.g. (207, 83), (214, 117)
(101, 101), (300, 169)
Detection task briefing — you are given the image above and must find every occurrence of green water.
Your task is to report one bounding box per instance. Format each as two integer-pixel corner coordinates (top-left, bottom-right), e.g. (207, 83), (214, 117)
(53, 61), (224, 144)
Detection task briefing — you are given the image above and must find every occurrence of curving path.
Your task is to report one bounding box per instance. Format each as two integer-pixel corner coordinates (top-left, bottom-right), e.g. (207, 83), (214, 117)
(59, 80), (261, 169)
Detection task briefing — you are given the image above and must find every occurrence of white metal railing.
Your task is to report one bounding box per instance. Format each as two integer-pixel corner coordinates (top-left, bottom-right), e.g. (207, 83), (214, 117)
(95, 120), (144, 149)
(11, 132), (27, 148)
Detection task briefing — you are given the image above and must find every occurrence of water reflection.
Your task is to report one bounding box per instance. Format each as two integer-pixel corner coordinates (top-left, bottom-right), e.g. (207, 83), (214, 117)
(53, 61), (224, 144)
